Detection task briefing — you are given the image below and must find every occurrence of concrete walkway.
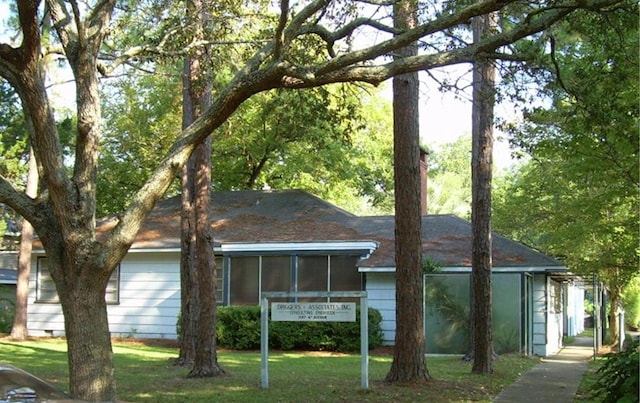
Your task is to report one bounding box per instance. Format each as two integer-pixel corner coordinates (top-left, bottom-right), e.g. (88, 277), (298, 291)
(493, 336), (595, 402)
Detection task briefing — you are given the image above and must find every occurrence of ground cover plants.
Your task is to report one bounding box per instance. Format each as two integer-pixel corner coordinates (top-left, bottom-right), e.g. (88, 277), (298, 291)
(0, 337), (539, 402)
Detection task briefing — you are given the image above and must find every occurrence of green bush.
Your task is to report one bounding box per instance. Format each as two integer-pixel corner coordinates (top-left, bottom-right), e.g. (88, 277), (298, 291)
(622, 276), (640, 329)
(589, 337), (639, 403)
(215, 305), (384, 352)
(0, 300), (14, 333)
(216, 306), (263, 350)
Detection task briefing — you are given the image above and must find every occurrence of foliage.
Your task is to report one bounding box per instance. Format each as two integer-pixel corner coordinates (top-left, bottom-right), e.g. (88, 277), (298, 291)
(98, 70), (184, 216)
(621, 276), (640, 329)
(100, 76), (394, 216)
(422, 256), (443, 273)
(493, 3), (639, 341)
(214, 305), (384, 352)
(424, 134), (472, 218)
(0, 292), (15, 333)
(426, 277), (470, 341)
(589, 337), (639, 402)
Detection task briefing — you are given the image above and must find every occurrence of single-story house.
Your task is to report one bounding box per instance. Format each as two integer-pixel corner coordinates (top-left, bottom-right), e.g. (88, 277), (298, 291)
(27, 189), (584, 356)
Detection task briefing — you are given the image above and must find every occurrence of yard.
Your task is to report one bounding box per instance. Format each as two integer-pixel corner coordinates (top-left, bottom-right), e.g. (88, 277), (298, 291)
(0, 337), (540, 402)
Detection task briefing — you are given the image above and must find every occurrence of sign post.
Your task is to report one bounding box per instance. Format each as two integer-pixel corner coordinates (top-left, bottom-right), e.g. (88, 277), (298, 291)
(260, 291), (368, 390)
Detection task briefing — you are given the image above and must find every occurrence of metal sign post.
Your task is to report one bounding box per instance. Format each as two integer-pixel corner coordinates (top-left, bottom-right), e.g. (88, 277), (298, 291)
(260, 291), (369, 390)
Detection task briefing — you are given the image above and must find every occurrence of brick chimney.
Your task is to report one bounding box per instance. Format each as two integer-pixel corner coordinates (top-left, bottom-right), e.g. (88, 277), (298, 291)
(420, 146), (428, 215)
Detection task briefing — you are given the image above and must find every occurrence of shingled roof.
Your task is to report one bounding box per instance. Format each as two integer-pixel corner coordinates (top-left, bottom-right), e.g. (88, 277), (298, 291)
(125, 189), (562, 269)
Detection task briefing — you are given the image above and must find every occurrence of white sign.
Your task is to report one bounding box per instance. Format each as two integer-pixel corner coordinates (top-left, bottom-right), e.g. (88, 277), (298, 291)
(271, 302), (356, 322)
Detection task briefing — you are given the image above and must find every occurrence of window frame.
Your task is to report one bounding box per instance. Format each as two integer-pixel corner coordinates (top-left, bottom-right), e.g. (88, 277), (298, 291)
(36, 256), (120, 304)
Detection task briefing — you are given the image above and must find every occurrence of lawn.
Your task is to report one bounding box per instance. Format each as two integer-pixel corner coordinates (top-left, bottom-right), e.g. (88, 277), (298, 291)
(0, 337), (539, 402)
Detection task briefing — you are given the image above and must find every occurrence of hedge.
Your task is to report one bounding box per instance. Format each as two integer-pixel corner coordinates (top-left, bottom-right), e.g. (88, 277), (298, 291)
(181, 305), (385, 352)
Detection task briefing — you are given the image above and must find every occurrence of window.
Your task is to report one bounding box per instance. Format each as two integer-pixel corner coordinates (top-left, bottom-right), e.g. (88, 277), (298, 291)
(328, 255), (361, 302)
(227, 254), (362, 305)
(297, 255), (361, 302)
(36, 257), (120, 304)
(261, 256), (291, 300)
(214, 255), (223, 305)
(229, 256), (260, 305)
(297, 256), (328, 301)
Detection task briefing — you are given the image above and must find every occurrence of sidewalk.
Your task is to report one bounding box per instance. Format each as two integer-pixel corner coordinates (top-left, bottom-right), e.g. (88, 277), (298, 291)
(493, 336), (594, 402)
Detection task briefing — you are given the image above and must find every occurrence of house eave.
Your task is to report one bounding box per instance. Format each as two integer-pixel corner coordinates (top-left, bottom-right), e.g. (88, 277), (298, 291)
(220, 241), (378, 256)
(359, 265), (568, 273)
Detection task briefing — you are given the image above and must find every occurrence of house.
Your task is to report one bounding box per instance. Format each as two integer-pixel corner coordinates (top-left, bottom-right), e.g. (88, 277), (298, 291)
(27, 189), (584, 356)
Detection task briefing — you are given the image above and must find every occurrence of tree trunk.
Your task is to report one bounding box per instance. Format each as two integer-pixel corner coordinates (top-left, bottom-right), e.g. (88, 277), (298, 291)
(10, 147), (38, 340)
(176, 52), (199, 363)
(470, 10), (497, 375)
(188, 134), (224, 377)
(179, 0), (224, 377)
(385, 0), (430, 383)
(54, 258), (116, 401)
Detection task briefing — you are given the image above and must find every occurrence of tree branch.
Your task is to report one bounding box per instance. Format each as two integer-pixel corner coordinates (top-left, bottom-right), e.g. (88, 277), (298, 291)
(273, 0), (289, 59)
(0, 176), (40, 225)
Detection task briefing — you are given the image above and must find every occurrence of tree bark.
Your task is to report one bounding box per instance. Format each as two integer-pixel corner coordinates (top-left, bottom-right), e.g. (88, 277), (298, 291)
(179, 0), (225, 378)
(47, 249), (116, 401)
(10, 147), (37, 340)
(177, 66), (198, 367)
(188, 133), (224, 377)
(470, 10), (497, 375)
(386, 0), (431, 383)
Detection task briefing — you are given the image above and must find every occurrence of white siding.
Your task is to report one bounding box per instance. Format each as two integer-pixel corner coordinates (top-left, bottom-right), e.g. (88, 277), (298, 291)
(532, 274), (548, 356)
(27, 252), (181, 340)
(531, 274), (564, 356)
(365, 273), (396, 345)
(565, 282), (585, 337)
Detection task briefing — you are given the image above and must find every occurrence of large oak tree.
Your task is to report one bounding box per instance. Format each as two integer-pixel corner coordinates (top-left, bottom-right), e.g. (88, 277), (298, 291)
(0, 0), (624, 399)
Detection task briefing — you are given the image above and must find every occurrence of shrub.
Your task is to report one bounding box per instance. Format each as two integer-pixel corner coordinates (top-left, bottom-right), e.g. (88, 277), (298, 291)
(589, 337), (639, 402)
(215, 305), (384, 352)
(0, 290), (14, 333)
(622, 276), (640, 330)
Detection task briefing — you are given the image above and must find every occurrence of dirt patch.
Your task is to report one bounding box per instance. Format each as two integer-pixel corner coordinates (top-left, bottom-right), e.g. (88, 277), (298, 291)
(111, 337), (180, 349)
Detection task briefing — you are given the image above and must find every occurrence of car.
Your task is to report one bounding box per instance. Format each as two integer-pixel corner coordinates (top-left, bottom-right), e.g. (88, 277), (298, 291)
(0, 363), (77, 402)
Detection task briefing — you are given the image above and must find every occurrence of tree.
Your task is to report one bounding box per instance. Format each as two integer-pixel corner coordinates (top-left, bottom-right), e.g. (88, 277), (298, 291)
(469, 9), (497, 374)
(0, 0), (623, 399)
(386, 0), (431, 383)
(178, 0), (224, 377)
(426, 135), (472, 217)
(9, 147), (37, 340)
(494, 1), (638, 347)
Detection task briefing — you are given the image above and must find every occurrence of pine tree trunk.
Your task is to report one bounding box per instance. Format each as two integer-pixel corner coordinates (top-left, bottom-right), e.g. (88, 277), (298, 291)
(188, 134), (224, 377)
(470, 10), (497, 375)
(385, 0), (430, 383)
(177, 149), (197, 365)
(10, 147), (38, 340)
(179, 0), (224, 377)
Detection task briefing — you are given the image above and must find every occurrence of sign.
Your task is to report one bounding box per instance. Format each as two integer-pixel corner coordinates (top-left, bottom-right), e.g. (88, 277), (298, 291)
(271, 302), (356, 322)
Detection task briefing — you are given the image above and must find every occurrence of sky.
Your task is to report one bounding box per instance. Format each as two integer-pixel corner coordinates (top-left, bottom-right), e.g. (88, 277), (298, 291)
(418, 69), (517, 170)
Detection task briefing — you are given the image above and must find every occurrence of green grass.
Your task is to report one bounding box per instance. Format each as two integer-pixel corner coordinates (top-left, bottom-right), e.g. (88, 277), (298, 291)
(0, 338), (539, 402)
(574, 357), (605, 402)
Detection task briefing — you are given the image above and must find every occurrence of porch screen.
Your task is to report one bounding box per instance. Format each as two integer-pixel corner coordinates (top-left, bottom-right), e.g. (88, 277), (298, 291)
(424, 273), (522, 354)
(228, 254), (361, 305)
(229, 256), (291, 305)
(229, 256), (259, 305)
